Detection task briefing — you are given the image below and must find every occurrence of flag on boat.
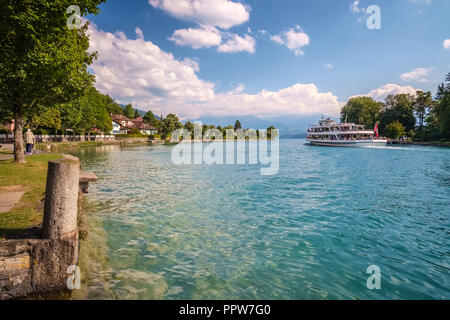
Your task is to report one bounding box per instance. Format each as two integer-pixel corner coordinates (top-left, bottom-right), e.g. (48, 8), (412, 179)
(374, 123), (379, 137)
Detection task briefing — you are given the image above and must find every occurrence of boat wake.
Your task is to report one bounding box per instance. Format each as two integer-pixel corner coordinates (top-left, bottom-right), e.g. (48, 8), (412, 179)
(360, 145), (434, 151)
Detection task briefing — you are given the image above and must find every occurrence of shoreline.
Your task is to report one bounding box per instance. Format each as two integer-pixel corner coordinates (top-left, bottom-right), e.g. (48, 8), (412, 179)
(35, 138), (152, 152)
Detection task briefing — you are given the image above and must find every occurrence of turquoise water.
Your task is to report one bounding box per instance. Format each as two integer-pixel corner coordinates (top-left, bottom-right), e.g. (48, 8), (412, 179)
(70, 140), (450, 300)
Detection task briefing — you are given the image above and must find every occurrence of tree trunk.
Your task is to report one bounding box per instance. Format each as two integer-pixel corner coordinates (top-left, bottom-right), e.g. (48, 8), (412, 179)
(13, 111), (26, 163)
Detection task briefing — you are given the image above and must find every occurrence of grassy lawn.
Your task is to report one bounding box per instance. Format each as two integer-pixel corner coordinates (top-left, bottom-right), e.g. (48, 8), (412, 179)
(0, 153), (62, 238)
(35, 141), (107, 151)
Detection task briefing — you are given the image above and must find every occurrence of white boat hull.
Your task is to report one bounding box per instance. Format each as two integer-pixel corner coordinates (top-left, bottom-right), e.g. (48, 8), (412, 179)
(307, 139), (387, 147)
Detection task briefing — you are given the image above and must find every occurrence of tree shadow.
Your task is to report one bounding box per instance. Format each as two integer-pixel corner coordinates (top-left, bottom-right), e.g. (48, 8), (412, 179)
(0, 226), (42, 240)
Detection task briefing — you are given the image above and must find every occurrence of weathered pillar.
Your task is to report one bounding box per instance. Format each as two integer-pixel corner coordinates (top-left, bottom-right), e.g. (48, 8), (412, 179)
(42, 156), (80, 239)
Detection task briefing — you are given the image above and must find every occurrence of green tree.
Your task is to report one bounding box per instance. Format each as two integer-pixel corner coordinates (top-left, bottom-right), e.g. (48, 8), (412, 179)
(124, 104), (135, 118)
(184, 121), (194, 137)
(434, 73), (450, 139)
(413, 90), (433, 131)
(59, 101), (82, 133)
(234, 120), (242, 130)
(161, 113), (182, 139)
(104, 95), (123, 115)
(0, 0), (104, 163)
(144, 111), (155, 123)
(144, 110), (160, 130)
(266, 126), (278, 139)
(134, 108), (141, 119)
(32, 105), (63, 136)
(76, 87), (113, 138)
(340, 96), (383, 128)
(380, 94), (416, 135)
(384, 121), (406, 139)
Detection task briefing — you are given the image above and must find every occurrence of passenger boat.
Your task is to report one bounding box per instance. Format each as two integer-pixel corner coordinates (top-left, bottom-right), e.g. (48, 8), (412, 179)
(306, 118), (387, 147)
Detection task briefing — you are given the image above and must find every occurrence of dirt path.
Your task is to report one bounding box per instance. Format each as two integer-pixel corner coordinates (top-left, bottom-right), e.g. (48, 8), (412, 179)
(0, 186), (25, 213)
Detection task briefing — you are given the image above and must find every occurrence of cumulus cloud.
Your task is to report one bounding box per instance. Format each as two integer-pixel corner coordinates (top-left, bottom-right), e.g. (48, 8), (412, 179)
(169, 26), (221, 49)
(217, 33), (256, 53)
(88, 23), (340, 119)
(88, 24), (215, 108)
(444, 39), (450, 50)
(148, 0), (250, 29)
(400, 67), (433, 82)
(270, 26), (310, 56)
(151, 0), (254, 53)
(352, 84), (418, 102)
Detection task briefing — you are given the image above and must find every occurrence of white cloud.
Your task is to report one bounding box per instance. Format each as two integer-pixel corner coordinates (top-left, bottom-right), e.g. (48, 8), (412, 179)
(443, 39), (450, 50)
(148, 0), (250, 29)
(400, 67), (433, 82)
(217, 33), (256, 53)
(168, 27), (255, 53)
(88, 23), (340, 119)
(325, 63), (333, 69)
(169, 26), (221, 49)
(352, 84), (418, 102)
(88, 24), (215, 107)
(270, 26), (310, 56)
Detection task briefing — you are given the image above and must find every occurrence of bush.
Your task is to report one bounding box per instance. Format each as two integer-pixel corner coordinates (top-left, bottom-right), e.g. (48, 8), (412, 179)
(128, 127), (141, 135)
(115, 134), (146, 138)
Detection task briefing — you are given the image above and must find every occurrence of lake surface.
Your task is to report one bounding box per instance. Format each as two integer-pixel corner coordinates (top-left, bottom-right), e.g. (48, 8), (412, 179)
(69, 140), (450, 299)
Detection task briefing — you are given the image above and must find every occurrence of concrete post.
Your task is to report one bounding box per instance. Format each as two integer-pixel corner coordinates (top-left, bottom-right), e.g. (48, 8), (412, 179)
(42, 157), (80, 239)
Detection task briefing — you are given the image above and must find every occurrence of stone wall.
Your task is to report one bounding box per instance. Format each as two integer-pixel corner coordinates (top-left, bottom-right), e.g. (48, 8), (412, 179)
(0, 156), (82, 300)
(0, 234), (78, 299)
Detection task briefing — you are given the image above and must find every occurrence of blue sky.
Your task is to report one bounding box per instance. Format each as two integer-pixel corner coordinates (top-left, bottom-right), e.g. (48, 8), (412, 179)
(86, 0), (450, 131)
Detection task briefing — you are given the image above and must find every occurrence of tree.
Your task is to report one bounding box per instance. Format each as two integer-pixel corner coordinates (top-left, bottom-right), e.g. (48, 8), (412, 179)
(184, 121), (194, 137)
(124, 104), (135, 119)
(32, 105), (63, 136)
(59, 101), (82, 133)
(143, 111), (155, 123)
(161, 113), (182, 138)
(266, 126), (278, 139)
(234, 120), (242, 130)
(384, 121), (406, 139)
(380, 94), (416, 135)
(134, 108), (140, 119)
(434, 73), (450, 139)
(104, 95), (123, 115)
(144, 111), (160, 130)
(413, 90), (433, 131)
(0, 0), (104, 163)
(340, 96), (383, 128)
(76, 87), (113, 138)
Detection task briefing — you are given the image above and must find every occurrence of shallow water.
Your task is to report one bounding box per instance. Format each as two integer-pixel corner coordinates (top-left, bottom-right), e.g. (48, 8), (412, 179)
(69, 140), (450, 299)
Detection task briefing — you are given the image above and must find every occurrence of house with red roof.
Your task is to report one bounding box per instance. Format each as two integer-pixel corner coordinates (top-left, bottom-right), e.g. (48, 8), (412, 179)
(110, 114), (157, 135)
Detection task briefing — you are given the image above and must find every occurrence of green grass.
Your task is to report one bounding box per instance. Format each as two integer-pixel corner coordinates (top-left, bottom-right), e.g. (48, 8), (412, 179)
(35, 141), (107, 151)
(0, 153), (62, 238)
